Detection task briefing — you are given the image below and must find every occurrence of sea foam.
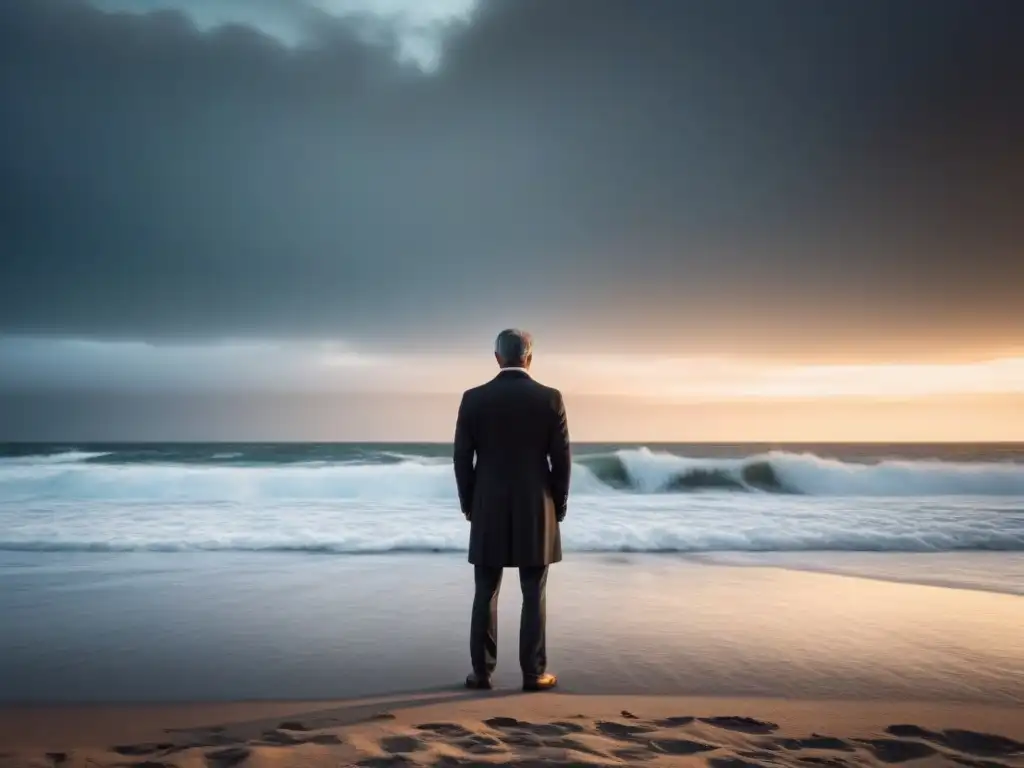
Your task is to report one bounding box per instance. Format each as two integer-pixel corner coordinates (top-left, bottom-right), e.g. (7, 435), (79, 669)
(1, 448), (1022, 556)
(1, 448), (1023, 502)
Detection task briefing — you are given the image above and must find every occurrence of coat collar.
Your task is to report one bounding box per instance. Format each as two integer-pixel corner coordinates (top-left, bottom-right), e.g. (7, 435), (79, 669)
(496, 367), (531, 379)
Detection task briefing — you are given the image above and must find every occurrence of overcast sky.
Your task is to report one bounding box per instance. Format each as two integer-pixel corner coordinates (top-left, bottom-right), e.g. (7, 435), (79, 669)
(2, 0), (1022, 439)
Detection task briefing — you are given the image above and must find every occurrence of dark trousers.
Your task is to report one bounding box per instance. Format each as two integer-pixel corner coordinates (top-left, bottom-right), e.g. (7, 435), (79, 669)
(470, 565), (548, 679)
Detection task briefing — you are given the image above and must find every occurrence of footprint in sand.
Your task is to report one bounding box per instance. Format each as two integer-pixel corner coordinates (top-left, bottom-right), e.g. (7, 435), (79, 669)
(259, 729), (304, 746)
(475, 718), (611, 758)
(795, 757), (850, 767)
(653, 715), (696, 728)
(594, 720), (659, 741)
(886, 725), (1024, 758)
(700, 716), (780, 735)
(857, 738), (937, 763)
(204, 746), (250, 768)
(649, 737), (719, 755)
(483, 718), (587, 740)
(277, 721), (311, 731)
(380, 735), (427, 755)
(773, 735), (855, 752)
(885, 725), (936, 740)
(454, 734), (506, 755)
(301, 734), (343, 745)
(257, 728), (343, 747)
(550, 721), (587, 734)
(943, 729), (1023, 757)
(112, 743), (175, 756)
(416, 723), (477, 739)
(708, 758), (772, 768)
(416, 722), (506, 754)
(355, 756), (414, 768)
(493, 731), (544, 750)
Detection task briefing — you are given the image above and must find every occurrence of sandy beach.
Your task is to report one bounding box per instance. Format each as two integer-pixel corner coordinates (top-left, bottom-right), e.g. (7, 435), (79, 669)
(2, 693), (1023, 767)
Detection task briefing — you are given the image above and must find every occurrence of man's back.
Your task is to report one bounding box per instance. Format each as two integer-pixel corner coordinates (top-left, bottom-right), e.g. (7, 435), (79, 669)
(454, 369), (571, 568)
(455, 329), (568, 692)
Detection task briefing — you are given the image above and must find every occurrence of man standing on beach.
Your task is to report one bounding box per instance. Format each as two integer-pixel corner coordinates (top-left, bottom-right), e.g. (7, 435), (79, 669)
(453, 329), (571, 692)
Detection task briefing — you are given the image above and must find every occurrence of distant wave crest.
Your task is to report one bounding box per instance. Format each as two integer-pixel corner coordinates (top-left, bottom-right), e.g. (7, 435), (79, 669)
(576, 449), (1024, 496)
(2, 447), (1024, 501)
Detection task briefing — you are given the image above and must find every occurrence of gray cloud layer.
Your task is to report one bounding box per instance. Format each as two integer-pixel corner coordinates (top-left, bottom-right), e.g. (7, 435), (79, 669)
(2, 0), (1022, 354)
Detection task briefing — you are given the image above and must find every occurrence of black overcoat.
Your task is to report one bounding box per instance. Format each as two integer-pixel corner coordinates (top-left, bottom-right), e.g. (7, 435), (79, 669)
(453, 370), (571, 567)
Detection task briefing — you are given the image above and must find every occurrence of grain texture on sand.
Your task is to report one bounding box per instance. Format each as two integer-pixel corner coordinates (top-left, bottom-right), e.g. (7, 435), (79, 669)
(1, 694), (1022, 768)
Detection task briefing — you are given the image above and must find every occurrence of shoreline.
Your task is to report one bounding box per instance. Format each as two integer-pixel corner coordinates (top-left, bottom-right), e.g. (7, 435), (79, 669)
(3, 553), (1022, 707)
(4, 547), (1023, 596)
(685, 551), (1024, 597)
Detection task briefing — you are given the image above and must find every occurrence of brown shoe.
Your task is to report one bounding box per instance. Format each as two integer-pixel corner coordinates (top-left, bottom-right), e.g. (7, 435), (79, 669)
(465, 672), (493, 690)
(522, 672), (557, 691)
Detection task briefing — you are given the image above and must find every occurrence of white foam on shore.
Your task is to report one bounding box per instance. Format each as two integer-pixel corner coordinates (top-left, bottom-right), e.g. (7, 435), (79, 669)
(0, 450), (112, 466)
(1, 494), (1022, 556)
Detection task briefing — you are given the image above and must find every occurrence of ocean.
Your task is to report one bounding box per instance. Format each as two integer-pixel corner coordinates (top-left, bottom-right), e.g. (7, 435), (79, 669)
(2, 442), (1023, 559)
(2, 442), (1022, 703)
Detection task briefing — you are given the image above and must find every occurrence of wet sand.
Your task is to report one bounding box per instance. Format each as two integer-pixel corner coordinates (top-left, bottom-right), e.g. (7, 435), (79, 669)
(2, 552), (1021, 704)
(1, 553), (1022, 765)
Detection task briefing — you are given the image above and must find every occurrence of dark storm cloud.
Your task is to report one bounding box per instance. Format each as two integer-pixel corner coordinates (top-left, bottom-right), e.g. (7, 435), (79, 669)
(2, 0), (1022, 354)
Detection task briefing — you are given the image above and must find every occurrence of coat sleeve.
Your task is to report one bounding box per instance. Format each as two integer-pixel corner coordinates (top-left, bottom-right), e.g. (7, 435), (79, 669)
(453, 392), (476, 519)
(547, 389), (571, 521)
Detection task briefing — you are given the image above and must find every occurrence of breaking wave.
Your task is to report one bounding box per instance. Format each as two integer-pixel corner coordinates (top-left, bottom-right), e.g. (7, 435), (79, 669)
(1, 447), (1023, 501)
(576, 449), (1024, 496)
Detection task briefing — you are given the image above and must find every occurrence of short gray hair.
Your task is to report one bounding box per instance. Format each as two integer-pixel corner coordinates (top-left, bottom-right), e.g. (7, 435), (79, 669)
(494, 328), (533, 366)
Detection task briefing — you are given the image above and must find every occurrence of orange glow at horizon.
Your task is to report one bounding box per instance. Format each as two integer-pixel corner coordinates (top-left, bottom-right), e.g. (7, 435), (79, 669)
(321, 350), (1024, 441)
(3, 337), (1020, 441)
(534, 355), (1024, 401)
